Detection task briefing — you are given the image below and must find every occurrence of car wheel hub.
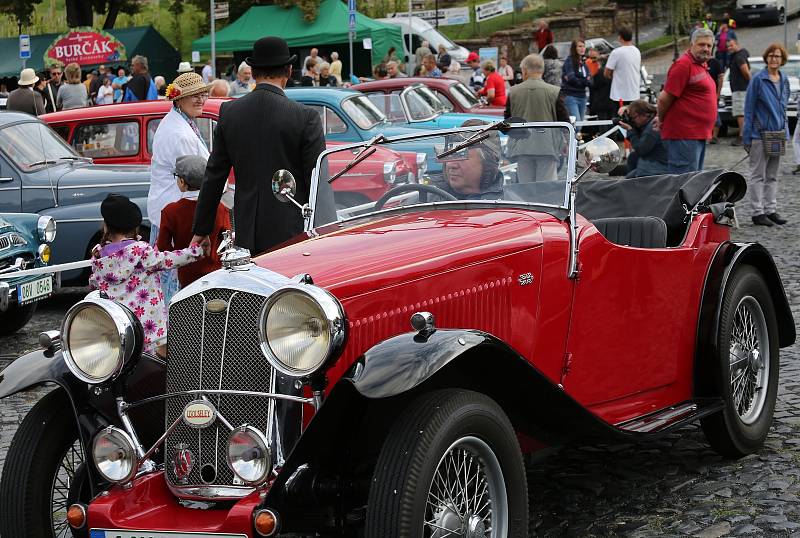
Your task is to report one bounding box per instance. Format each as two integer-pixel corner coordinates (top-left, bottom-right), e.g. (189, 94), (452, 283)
(729, 295), (770, 425)
(424, 436), (508, 538)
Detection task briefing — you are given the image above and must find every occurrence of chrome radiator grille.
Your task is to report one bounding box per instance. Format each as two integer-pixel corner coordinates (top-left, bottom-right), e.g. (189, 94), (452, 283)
(165, 288), (274, 490)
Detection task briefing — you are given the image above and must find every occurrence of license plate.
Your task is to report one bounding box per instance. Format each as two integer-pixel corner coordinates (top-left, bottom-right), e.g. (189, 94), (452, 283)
(91, 531), (247, 538)
(747, 13), (759, 18)
(17, 275), (52, 305)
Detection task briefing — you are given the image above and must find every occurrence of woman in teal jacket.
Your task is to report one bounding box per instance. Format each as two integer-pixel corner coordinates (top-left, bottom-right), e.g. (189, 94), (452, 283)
(742, 43), (790, 226)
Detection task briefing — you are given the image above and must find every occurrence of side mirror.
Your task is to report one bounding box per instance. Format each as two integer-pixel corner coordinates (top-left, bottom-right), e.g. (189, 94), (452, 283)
(271, 169), (312, 219)
(272, 169), (297, 203)
(580, 137), (621, 174)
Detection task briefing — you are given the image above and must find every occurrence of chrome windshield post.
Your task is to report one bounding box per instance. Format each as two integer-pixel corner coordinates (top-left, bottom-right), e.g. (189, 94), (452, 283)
(567, 187), (580, 280)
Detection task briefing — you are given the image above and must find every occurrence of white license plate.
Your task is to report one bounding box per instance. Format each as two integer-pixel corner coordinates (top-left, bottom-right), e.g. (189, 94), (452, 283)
(17, 276), (52, 305)
(747, 13), (759, 18)
(91, 531), (247, 538)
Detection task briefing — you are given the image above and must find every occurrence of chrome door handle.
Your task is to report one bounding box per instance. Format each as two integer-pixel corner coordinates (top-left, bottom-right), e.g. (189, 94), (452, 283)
(0, 177), (13, 183)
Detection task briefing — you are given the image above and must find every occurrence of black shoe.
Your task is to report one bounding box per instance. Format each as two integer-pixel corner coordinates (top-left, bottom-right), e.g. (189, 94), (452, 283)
(752, 214), (774, 226)
(767, 213), (787, 225)
(731, 138), (742, 146)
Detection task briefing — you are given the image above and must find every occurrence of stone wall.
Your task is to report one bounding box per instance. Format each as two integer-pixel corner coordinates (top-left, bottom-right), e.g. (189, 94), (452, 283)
(584, 6), (616, 37)
(547, 16), (584, 43)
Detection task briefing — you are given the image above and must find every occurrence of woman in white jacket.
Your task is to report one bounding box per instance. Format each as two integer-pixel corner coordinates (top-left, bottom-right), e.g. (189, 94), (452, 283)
(148, 72), (211, 303)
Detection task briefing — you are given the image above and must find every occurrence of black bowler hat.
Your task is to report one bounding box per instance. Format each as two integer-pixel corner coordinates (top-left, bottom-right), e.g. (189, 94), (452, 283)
(101, 193), (142, 231)
(245, 36), (297, 68)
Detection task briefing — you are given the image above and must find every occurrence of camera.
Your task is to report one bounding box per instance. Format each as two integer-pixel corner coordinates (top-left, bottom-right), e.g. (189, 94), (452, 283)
(612, 111), (632, 126)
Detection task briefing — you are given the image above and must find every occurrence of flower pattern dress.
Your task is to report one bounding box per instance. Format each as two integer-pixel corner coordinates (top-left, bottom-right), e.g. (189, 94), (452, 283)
(89, 239), (203, 352)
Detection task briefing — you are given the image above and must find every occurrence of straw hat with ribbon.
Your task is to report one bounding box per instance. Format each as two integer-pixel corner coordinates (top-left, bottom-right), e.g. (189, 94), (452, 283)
(166, 72), (210, 102)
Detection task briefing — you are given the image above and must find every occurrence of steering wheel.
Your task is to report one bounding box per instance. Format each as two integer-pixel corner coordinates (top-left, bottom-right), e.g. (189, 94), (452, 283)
(373, 183), (457, 210)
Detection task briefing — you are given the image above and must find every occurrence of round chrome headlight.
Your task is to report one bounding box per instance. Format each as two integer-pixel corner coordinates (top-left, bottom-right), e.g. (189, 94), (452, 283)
(37, 216), (56, 243)
(227, 426), (271, 485)
(92, 426), (138, 484)
(62, 297), (141, 384)
(259, 285), (346, 377)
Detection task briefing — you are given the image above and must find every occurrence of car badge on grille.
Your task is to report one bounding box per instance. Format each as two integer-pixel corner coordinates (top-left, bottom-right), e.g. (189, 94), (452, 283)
(182, 400), (217, 429)
(173, 443), (194, 482)
(206, 298), (228, 314)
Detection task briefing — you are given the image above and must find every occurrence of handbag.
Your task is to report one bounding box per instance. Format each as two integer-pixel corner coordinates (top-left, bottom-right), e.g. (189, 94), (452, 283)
(754, 99), (786, 157)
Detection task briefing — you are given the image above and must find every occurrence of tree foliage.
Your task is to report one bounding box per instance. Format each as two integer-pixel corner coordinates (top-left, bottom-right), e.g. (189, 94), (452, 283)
(0, 0), (44, 32)
(65, 0), (142, 29)
(274, 0), (322, 22)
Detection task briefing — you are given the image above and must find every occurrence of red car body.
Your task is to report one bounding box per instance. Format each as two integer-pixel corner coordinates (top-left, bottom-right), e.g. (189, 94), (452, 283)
(41, 100), (420, 204)
(353, 77), (505, 116)
(0, 125), (795, 538)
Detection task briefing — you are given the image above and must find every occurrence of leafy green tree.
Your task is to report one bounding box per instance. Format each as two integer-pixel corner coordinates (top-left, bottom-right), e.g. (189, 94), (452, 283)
(0, 0), (44, 33)
(64, 0), (142, 29)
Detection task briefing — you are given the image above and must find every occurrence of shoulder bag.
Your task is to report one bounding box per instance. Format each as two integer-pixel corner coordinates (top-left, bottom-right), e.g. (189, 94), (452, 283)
(755, 79), (787, 157)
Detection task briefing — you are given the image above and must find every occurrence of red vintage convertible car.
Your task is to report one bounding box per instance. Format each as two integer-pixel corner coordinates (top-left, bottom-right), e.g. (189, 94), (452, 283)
(353, 77), (505, 116)
(0, 123), (794, 538)
(41, 101), (424, 205)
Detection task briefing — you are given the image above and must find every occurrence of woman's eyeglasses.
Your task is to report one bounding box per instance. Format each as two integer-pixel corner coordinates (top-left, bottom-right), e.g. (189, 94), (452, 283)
(191, 93), (209, 101)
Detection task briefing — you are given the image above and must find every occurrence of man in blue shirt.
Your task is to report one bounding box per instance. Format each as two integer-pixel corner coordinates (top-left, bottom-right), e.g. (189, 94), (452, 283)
(112, 67), (129, 103)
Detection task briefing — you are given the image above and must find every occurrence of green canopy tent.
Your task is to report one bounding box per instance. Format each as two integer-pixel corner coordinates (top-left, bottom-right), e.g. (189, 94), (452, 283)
(192, 0), (404, 76)
(0, 26), (179, 80)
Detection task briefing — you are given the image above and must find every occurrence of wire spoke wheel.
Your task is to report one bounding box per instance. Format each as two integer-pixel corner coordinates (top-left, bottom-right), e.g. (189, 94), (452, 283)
(50, 439), (85, 538)
(424, 436), (507, 538)
(729, 296), (770, 425)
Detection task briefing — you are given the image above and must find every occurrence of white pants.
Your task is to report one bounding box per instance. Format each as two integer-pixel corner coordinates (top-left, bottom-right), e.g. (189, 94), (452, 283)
(792, 121), (800, 165)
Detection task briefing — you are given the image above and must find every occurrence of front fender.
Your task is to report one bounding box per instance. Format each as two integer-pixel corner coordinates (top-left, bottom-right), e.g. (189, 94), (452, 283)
(349, 329), (489, 398)
(0, 347), (74, 400)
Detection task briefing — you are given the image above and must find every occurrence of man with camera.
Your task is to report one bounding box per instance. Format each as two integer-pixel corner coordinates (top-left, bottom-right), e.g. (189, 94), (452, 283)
(618, 101), (669, 178)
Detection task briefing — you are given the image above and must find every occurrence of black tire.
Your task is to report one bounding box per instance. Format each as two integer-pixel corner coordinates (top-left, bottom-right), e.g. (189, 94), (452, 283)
(0, 389), (87, 538)
(0, 302), (37, 336)
(365, 389), (528, 538)
(778, 8), (786, 24)
(701, 266), (780, 458)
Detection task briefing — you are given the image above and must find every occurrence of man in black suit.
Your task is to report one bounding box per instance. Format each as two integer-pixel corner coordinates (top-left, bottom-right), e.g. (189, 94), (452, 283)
(192, 36), (329, 254)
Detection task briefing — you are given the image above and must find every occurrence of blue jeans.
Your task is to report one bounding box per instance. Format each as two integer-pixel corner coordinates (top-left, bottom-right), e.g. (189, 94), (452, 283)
(665, 139), (706, 174)
(564, 95), (587, 122)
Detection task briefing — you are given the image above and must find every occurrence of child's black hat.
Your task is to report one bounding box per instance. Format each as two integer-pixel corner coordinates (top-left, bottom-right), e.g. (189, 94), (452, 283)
(101, 193), (142, 230)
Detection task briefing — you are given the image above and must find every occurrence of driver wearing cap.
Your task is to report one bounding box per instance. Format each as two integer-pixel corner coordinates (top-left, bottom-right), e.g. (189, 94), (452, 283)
(433, 119), (504, 200)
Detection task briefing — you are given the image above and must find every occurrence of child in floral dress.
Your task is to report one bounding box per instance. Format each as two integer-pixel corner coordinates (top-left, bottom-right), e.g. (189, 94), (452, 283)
(89, 194), (204, 358)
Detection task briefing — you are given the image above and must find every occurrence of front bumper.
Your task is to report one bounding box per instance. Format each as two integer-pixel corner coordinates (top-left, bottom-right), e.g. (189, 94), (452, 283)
(0, 271), (59, 311)
(88, 472), (264, 538)
(737, 5), (781, 22)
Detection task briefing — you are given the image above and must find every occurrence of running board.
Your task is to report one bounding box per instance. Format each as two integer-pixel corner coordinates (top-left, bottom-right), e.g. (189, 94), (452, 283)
(615, 398), (724, 434)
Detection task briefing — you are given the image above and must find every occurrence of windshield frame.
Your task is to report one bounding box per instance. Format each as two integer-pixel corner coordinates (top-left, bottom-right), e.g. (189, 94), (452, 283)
(449, 82), (481, 110)
(341, 94), (387, 130)
(0, 118), (81, 172)
(400, 84), (443, 122)
(306, 122), (577, 230)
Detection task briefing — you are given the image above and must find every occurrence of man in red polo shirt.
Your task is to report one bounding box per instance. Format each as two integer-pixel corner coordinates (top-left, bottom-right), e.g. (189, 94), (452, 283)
(657, 28), (717, 173)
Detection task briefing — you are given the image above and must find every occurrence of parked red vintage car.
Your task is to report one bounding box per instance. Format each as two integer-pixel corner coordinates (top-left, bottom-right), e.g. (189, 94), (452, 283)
(41, 100), (423, 206)
(0, 124), (794, 538)
(353, 77), (505, 116)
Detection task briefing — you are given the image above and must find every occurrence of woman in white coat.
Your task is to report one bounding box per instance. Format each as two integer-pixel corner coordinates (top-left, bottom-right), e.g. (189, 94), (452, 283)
(148, 72), (211, 303)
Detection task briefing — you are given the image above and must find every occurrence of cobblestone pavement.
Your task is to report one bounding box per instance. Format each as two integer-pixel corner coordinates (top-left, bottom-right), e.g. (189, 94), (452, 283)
(0, 142), (798, 537)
